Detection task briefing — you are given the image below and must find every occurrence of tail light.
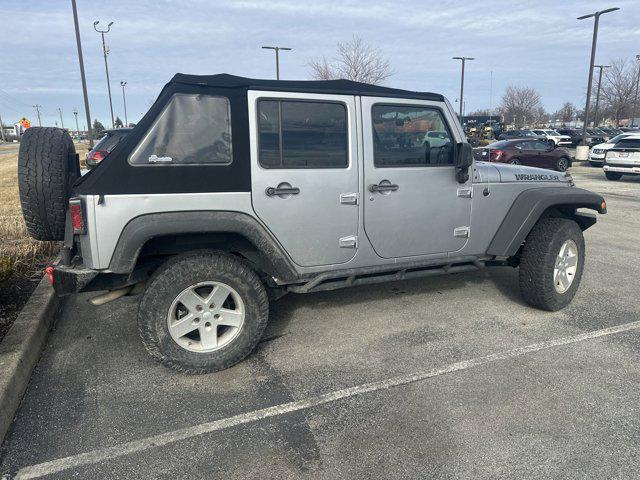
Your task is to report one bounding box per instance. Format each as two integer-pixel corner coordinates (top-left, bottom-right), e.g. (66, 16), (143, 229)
(489, 149), (505, 160)
(68, 198), (86, 235)
(45, 266), (54, 286)
(87, 149), (106, 164)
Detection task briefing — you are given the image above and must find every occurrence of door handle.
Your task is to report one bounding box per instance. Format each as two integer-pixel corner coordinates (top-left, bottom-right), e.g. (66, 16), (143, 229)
(369, 183), (399, 193)
(265, 186), (300, 196)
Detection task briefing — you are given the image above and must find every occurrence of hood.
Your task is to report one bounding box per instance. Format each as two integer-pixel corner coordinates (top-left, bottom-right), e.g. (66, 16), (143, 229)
(477, 162), (572, 184)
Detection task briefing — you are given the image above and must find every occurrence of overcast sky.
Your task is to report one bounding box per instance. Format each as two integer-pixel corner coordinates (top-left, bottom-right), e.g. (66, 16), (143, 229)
(1, 0), (639, 128)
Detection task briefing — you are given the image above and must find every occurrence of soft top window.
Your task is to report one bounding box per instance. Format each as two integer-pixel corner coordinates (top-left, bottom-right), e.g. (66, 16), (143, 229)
(129, 93), (232, 165)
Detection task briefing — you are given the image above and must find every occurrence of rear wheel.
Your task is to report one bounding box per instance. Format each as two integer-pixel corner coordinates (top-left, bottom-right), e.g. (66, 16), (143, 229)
(605, 171), (623, 181)
(137, 251), (269, 374)
(519, 218), (585, 311)
(556, 157), (570, 172)
(18, 127), (79, 240)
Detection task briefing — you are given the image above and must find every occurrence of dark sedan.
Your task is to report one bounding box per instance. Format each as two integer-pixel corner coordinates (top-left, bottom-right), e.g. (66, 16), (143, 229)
(474, 139), (573, 171)
(497, 129), (542, 140)
(86, 127), (133, 168)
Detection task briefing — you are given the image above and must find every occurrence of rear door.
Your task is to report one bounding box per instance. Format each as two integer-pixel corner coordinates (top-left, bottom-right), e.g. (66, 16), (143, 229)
(361, 97), (471, 258)
(249, 91), (359, 267)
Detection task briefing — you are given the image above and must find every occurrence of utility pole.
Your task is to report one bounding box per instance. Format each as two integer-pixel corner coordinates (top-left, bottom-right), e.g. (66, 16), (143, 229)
(94, 20), (115, 127)
(592, 65), (610, 127)
(578, 7), (619, 144)
(632, 54), (640, 128)
(71, 0), (94, 147)
(453, 56), (474, 119)
(120, 81), (128, 126)
(33, 104), (42, 126)
(73, 108), (79, 137)
(57, 108), (65, 129)
(261, 46), (292, 80)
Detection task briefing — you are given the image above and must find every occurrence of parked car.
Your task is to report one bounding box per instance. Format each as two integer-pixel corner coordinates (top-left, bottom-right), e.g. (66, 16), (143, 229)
(556, 128), (588, 146)
(17, 74), (604, 373)
(497, 129), (541, 140)
(586, 128), (606, 144)
(602, 137), (640, 180)
(531, 129), (572, 147)
(474, 139), (573, 171)
(588, 133), (640, 166)
(599, 127), (619, 137)
(85, 127), (133, 168)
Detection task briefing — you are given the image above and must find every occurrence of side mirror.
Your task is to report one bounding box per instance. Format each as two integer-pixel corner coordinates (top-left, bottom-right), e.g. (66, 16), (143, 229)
(455, 142), (473, 183)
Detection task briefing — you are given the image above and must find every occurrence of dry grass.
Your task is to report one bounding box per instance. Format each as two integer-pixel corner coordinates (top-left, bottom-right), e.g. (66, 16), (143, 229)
(0, 142), (89, 283)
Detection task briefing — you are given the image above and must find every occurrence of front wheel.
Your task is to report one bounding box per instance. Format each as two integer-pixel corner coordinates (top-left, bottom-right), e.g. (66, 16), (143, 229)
(138, 252), (269, 374)
(519, 218), (585, 311)
(509, 158), (521, 165)
(605, 171), (623, 181)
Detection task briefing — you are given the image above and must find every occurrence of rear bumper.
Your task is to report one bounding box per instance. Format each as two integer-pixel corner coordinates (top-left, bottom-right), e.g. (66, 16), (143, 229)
(603, 164), (640, 175)
(51, 264), (99, 296)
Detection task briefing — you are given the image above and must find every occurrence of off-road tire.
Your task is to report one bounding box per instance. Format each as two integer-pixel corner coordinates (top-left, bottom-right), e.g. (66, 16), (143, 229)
(18, 127), (79, 240)
(605, 171), (623, 181)
(138, 251), (269, 374)
(519, 218), (585, 311)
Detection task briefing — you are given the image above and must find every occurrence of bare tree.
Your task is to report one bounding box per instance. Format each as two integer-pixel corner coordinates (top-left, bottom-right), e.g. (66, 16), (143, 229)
(552, 102), (577, 124)
(309, 36), (392, 85)
(599, 58), (639, 123)
(498, 85), (543, 128)
(467, 109), (492, 116)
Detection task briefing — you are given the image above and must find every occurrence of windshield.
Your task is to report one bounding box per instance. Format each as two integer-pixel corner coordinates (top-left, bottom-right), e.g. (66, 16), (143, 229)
(606, 134), (629, 144)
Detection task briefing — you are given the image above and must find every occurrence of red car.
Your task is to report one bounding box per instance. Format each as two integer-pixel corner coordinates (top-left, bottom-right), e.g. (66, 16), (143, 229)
(474, 139), (572, 172)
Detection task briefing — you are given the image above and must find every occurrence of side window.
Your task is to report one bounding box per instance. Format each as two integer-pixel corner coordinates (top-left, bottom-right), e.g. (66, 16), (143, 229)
(129, 94), (232, 165)
(258, 100), (348, 168)
(372, 105), (454, 167)
(615, 139), (640, 149)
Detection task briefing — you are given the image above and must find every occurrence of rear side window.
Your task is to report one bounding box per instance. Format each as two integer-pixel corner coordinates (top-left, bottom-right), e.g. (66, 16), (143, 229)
(372, 105), (454, 167)
(614, 138), (640, 149)
(129, 94), (232, 165)
(258, 100), (348, 168)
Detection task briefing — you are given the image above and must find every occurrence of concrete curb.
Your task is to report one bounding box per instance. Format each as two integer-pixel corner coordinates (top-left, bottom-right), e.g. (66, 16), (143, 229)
(0, 275), (61, 444)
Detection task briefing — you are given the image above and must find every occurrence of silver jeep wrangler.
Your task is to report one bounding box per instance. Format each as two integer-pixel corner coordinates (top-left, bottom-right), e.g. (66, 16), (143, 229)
(18, 74), (606, 374)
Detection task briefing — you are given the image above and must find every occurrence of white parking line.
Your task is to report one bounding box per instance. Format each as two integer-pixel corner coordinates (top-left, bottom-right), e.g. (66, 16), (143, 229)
(14, 320), (640, 480)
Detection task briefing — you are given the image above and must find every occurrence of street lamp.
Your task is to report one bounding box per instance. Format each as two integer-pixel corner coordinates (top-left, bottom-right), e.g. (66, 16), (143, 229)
(592, 65), (610, 127)
(632, 54), (640, 128)
(452, 56), (474, 119)
(577, 7), (619, 145)
(94, 20), (115, 128)
(57, 108), (64, 129)
(120, 81), (128, 127)
(73, 108), (79, 138)
(262, 46), (292, 80)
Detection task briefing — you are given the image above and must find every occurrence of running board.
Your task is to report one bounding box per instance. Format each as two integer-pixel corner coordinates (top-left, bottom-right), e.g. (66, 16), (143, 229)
(287, 260), (485, 294)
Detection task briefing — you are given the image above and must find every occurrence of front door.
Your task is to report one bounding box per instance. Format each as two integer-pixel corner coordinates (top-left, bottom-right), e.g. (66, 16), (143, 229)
(361, 97), (472, 259)
(249, 91), (359, 267)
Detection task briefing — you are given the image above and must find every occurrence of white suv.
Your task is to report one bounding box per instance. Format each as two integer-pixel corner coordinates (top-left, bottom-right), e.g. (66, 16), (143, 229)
(532, 129), (572, 147)
(589, 133), (640, 166)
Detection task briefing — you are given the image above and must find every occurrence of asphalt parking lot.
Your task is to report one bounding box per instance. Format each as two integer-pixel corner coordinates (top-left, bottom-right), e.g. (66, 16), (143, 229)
(1, 164), (639, 479)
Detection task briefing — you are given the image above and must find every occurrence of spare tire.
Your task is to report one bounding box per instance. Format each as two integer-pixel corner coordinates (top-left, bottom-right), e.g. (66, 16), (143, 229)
(18, 127), (80, 241)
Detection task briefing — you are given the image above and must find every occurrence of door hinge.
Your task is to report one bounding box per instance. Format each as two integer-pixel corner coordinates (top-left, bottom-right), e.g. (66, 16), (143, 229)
(339, 235), (358, 248)
(457, 187), (473, 198)
(340, 192), (359, 205)
(453, 226), (470, 238)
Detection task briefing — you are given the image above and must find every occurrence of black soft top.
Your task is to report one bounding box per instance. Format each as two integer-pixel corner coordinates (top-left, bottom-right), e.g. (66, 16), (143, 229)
(169, 73), (445, 102)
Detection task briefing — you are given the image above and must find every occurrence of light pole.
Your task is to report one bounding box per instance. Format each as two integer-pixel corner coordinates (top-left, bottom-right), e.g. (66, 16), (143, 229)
(632, 54), (640, 128)
(73, 108), (79, 137)
(71, 0), (93, 147)
(592, 65), (610, 127)
(578, 7), (619, 145)
(120, 81), (128, 126)
(453, 56), (474, 119)
(94, 20), (115, 128)
(262, 46), (292, 80)
(57, 108), (65, 128)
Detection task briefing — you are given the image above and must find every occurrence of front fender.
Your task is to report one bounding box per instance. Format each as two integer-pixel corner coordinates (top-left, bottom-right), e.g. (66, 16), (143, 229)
(486, 187), (605, 258)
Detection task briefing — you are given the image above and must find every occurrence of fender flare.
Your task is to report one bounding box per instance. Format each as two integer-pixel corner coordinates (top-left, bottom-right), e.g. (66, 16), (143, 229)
(107, 211), (299, 282)
(486, 187), (606, 258)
